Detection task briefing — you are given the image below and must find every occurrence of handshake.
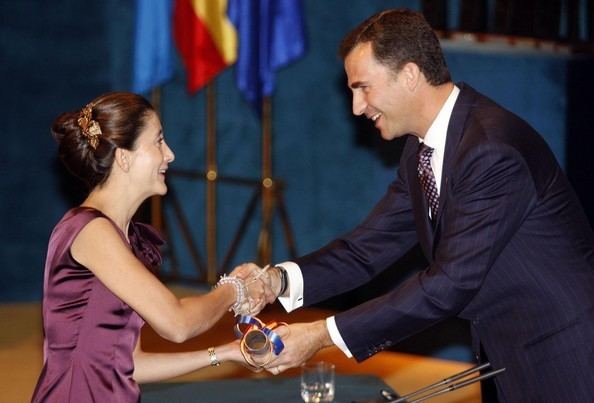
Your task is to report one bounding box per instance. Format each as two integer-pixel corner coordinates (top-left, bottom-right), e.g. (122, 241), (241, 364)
(219, 263), (285, 318)
(215, 262), (333, 375)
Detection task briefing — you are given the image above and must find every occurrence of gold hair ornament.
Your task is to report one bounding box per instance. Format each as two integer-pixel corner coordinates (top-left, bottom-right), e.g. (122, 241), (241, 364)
(77, 103), (102, 149)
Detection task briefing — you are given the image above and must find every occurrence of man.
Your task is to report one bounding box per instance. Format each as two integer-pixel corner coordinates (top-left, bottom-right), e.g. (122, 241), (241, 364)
(259, 8), (594, 402)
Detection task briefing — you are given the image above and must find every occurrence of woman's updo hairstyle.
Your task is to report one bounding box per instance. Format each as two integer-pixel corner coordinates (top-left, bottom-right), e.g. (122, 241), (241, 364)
(51, 92), (154, 189)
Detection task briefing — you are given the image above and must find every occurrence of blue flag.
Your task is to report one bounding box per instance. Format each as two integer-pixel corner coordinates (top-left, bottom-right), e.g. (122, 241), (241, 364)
(132, 0), (175, 94)
(228, 0), (307, 114)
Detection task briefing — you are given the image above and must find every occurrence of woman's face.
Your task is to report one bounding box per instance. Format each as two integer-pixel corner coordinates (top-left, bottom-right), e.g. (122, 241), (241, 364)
(127, 111), (175, 197)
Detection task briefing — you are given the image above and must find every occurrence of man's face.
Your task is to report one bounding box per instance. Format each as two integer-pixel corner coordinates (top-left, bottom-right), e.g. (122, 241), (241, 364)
(344, 42), (413, 140)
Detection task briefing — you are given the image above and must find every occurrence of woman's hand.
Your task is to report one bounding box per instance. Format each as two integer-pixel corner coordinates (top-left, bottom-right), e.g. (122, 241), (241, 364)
(230, 263), (277, 316)
(216, 340), (263, 372)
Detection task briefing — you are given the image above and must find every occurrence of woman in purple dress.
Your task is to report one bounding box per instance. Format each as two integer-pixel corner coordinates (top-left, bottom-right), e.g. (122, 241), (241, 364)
(31, 93), (270, 402)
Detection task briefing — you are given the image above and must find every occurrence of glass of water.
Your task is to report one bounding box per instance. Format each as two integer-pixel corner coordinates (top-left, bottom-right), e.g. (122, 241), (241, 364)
(300, 361), (335, 402)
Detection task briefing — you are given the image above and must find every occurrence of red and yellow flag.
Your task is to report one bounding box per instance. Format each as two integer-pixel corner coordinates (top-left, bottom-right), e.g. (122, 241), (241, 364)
(173, 0), (237, 93)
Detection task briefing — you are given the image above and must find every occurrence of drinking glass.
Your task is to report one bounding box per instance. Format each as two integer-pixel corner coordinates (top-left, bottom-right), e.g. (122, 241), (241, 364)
(300, 361), (335, 402)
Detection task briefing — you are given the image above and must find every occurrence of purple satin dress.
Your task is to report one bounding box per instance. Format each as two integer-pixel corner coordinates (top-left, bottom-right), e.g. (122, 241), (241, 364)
(31, 207), (163, 402)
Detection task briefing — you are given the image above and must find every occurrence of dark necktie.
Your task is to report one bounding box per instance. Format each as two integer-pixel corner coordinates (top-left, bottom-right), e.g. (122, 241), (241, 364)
(417, 143), (439, 219)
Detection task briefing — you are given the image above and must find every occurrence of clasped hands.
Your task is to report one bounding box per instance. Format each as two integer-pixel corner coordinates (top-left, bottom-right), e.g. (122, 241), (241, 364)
(228, 263), (330, 375)
(228, 263), (282, 317)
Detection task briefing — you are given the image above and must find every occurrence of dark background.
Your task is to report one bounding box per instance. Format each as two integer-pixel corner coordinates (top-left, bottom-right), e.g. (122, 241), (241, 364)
(2, 0), (593, 361)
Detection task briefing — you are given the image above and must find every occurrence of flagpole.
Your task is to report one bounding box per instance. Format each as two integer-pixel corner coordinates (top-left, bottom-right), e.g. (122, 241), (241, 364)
(206, 82), (218, 284)
(258, 95), (274, 264)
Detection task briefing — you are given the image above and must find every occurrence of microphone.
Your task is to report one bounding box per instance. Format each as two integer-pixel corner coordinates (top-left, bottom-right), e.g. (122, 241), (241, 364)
(354, 362), (505, 403)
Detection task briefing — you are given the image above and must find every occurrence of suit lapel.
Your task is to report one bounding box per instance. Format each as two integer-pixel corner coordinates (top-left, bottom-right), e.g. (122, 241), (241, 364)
(406, 137), (434, 257)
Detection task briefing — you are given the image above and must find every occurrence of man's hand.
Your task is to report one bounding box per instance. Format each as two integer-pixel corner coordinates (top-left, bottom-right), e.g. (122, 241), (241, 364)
(264, 320), (334, 375)
(266, 266), (284, 298)
(229, 263), (277, 315)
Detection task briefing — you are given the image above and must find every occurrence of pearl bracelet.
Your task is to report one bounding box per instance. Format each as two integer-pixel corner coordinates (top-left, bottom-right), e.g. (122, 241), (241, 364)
(215, 274), (246, 315)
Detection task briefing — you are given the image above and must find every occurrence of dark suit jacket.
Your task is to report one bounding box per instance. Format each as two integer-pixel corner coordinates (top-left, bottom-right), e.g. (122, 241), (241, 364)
(296, 83), (594, 402)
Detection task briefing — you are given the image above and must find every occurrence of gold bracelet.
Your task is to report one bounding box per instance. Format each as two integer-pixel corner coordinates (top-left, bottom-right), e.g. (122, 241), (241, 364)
(207, 346), (220, 367)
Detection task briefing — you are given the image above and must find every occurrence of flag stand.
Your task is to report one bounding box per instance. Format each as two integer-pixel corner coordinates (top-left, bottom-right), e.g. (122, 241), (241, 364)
(205, 82), (218, 284)
(257, 96), (274, 263)
(155, 0), (306, 283)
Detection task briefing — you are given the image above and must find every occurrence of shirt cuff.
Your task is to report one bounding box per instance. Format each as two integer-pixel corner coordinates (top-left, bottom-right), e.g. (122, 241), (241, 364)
(326, 316), (353, 358)
(275, 261), (304, 313)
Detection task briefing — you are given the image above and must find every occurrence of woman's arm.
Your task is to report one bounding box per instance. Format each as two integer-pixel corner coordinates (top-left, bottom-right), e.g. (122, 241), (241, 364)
(132, 337), (245, 383)
(71, 218), (265, 342)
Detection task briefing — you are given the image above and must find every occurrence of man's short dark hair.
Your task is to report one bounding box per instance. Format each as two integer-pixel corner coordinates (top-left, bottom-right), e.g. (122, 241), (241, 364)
(339, 8), (451, 85)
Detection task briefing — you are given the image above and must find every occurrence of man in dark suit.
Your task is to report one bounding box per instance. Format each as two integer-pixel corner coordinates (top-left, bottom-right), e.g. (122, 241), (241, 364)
(257, 9), (594, 401)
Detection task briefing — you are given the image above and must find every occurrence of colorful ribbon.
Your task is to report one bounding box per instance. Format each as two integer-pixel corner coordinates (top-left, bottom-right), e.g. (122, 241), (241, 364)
(235, 315), (287, 368)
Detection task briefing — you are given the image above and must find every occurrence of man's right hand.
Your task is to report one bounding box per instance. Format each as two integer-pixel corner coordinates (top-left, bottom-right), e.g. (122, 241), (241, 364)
(263, 320), (334, 375)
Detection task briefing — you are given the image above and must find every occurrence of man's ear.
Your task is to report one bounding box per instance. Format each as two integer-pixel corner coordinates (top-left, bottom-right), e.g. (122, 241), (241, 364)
(401, 62), (421, 90)
(114, 148), (130, 172)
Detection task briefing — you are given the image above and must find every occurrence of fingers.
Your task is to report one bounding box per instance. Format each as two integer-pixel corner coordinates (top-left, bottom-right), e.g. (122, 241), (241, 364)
(272, 323), (290, 339)
(264, 321), (326, 372)
(267, 365), (283, 375)
(242, 263), (276, 315)
(244, 279), (268, 315)
(263, 272), (279, 304)
(226, 263), (275, 316)
(230, 262), (262, 279)
(239, 322), (320, 376)
(231, 263), (280, 316)
(246, 295), (266, 316)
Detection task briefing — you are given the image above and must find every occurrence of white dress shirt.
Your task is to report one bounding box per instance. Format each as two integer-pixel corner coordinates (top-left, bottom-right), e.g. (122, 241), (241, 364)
(277, 85), (460, 358)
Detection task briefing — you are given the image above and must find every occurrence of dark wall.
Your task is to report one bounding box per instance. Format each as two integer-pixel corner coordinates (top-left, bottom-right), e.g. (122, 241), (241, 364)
(1, 0), (593, 361)
(0, 0), (417, 300)
(1, 1), (116, 299)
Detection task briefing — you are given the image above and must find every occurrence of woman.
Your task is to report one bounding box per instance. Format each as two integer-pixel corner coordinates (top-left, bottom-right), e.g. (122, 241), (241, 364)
(31, 92), (268, 402)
